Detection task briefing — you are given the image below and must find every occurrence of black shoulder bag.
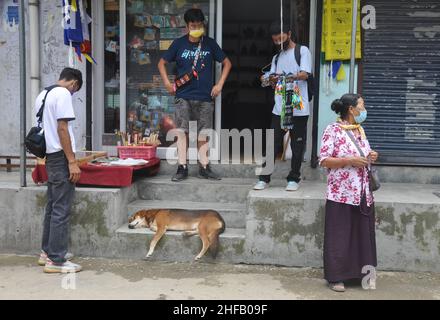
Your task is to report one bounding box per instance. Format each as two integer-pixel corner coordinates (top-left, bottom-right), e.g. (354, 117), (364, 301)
(174, 38), (203, 90)
(345, 130), (381, 192)
(25, 85), (60, 158)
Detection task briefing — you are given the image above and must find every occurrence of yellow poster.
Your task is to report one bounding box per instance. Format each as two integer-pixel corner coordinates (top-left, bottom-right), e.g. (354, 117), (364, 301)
(322, 0), (362, 60)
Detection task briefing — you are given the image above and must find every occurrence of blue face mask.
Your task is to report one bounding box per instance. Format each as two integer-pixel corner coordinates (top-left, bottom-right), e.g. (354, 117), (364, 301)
(355, 110), (367, 124)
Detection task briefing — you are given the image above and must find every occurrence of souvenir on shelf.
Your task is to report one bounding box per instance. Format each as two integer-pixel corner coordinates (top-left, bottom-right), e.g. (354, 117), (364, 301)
(144, 28), (157, 41)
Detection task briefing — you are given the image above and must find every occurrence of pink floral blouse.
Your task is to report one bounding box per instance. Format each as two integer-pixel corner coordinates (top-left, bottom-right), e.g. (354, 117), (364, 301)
(319, 123), (374, 207)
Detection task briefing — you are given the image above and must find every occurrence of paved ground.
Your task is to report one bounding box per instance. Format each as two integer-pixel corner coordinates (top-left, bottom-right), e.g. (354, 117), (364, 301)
(1, 254), (439, 300)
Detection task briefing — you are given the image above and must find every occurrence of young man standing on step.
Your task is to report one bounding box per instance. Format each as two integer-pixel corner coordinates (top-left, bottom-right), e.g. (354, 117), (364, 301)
(158, 8), (232, 182)
(254, 20), (312, 192)
(36, 68), (83, 273)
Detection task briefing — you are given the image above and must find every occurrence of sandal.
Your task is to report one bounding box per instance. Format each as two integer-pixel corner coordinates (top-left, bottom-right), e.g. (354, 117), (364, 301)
(329, 282), (346, 292)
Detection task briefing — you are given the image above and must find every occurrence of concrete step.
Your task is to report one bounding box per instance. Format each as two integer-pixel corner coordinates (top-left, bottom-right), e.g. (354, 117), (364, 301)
(157, 160), (440, 184)
(157, 160), (325, 182)
(127, 200), (247, 228)
(136, 176), (258, 203)
(114, 225), (246, 263)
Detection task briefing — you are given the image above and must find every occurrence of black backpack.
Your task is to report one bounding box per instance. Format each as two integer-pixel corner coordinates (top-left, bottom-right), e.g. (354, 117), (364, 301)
(25, 85), (60, 158)
(275, 45), (315, 102)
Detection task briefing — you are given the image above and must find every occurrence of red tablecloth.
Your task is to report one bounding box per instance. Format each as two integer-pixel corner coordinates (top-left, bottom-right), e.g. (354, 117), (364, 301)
(32, 157), (160, 187)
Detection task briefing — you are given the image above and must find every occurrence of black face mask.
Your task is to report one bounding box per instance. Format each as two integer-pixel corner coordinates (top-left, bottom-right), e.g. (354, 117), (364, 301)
(275, 39), (290, 51)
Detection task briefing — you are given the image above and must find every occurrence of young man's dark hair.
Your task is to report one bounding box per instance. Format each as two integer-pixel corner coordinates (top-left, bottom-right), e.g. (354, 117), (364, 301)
(184, 8), (205, 24)
(269, 19), (291, 36)
(59, 67), (83, 91)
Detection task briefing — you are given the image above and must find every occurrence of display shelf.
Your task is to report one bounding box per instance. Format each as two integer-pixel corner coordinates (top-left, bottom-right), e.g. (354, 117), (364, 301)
(124, 0), (211, 147)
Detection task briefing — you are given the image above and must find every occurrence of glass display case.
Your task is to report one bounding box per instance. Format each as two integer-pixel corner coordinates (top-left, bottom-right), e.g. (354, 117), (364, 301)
(125, 0), (211, 147)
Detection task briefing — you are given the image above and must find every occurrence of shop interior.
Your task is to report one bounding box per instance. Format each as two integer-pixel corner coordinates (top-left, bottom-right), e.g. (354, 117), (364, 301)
(221, 0), (310, 158)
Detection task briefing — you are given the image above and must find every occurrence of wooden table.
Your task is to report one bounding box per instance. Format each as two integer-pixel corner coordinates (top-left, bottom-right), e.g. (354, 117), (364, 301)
(36, 151), (108, 166)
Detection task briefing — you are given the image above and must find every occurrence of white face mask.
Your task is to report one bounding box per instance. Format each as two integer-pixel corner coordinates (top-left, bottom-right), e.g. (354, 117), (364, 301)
(354, 110), (368, 124)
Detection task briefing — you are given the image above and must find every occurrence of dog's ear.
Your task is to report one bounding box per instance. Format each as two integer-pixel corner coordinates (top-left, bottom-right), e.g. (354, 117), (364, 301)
(128, 210), (144, 223)
(146, 209), (160, 225)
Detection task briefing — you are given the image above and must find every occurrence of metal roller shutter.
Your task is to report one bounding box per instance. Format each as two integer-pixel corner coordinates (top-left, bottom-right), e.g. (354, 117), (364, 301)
(362, 0), (440, 165)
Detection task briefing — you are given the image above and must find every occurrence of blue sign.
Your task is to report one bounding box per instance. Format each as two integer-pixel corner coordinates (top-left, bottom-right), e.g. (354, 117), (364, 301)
(7, 6), (19, 25)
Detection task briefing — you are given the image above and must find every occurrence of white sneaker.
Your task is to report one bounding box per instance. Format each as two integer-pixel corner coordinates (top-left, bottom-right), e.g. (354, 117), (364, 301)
(38, 250), (74, 266)
(253, 181), (268, 190)
(286, 181), (300, 191)
(44, 259), (82, 274)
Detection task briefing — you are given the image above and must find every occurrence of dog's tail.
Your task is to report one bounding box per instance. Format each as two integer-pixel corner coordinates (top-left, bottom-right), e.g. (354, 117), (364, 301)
(209, 212), (226, 258)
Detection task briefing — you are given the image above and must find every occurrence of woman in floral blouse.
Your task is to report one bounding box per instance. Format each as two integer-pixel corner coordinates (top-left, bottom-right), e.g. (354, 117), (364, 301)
(319, 93), (379, 292)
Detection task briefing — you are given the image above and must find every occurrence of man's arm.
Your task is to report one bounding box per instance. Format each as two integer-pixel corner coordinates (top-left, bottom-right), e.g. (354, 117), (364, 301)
(295, 71), (309, 81)
(211, 57), (232, 98)
(158, 58), (175, 95)
(57, 120), (80, 183)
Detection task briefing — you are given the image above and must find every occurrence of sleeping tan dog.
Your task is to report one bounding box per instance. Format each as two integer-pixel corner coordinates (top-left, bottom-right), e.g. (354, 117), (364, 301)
(128, 209), (225, 260)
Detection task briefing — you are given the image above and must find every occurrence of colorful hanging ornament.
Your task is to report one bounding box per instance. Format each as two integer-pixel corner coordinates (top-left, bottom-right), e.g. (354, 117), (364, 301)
(62, 0), (96, 65)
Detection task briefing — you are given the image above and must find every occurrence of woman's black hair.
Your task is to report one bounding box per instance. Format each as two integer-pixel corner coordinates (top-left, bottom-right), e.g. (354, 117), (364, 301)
(59, 67), (83, 91)
(184, 8), (205, 24)
(331, 93), (362, 119)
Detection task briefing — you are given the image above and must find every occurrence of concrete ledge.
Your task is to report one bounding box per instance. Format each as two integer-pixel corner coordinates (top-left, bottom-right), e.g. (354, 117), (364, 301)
(0, 184), (137, 256)
(110, 225), (246, 263)
(245, 183), (440, 272)
(157, 160), (440, 184)
(137, 177), (254, 203)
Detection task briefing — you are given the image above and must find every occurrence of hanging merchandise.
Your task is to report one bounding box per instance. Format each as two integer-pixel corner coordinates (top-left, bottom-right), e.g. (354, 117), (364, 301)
(138, 52), (151, 65)
(129, 35), (144, 49)
(276, 0), (302, 130)
(144, 28), (157, 41)
(322, 0), (362, 61)
(152, 15), (164, 28)
(336, 63), (346, 81)
(276, 75), (304, 130)
(106, 40), (117, 53)
(62, 0), (96, 65)
(330, 60), (342, 79)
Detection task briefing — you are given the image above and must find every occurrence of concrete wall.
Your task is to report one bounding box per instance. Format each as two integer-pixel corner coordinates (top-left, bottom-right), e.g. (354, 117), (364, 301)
(0, 0), (30, 156)
(246, 190), (440, 272)
(1, 179), (440, 272)
(0, 0), (87, 156)
(0, 184), (137, 256)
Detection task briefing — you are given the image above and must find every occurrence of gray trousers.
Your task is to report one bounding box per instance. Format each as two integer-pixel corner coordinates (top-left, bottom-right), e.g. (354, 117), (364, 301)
(41, 151), (75, 264)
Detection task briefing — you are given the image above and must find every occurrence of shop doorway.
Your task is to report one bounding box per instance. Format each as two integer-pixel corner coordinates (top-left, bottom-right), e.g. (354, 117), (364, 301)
(221, 0), (311, 160)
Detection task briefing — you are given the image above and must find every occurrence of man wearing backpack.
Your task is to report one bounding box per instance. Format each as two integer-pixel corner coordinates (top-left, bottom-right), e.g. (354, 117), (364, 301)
(254, 20), (313, 191)
(35, 68), (83, 273)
